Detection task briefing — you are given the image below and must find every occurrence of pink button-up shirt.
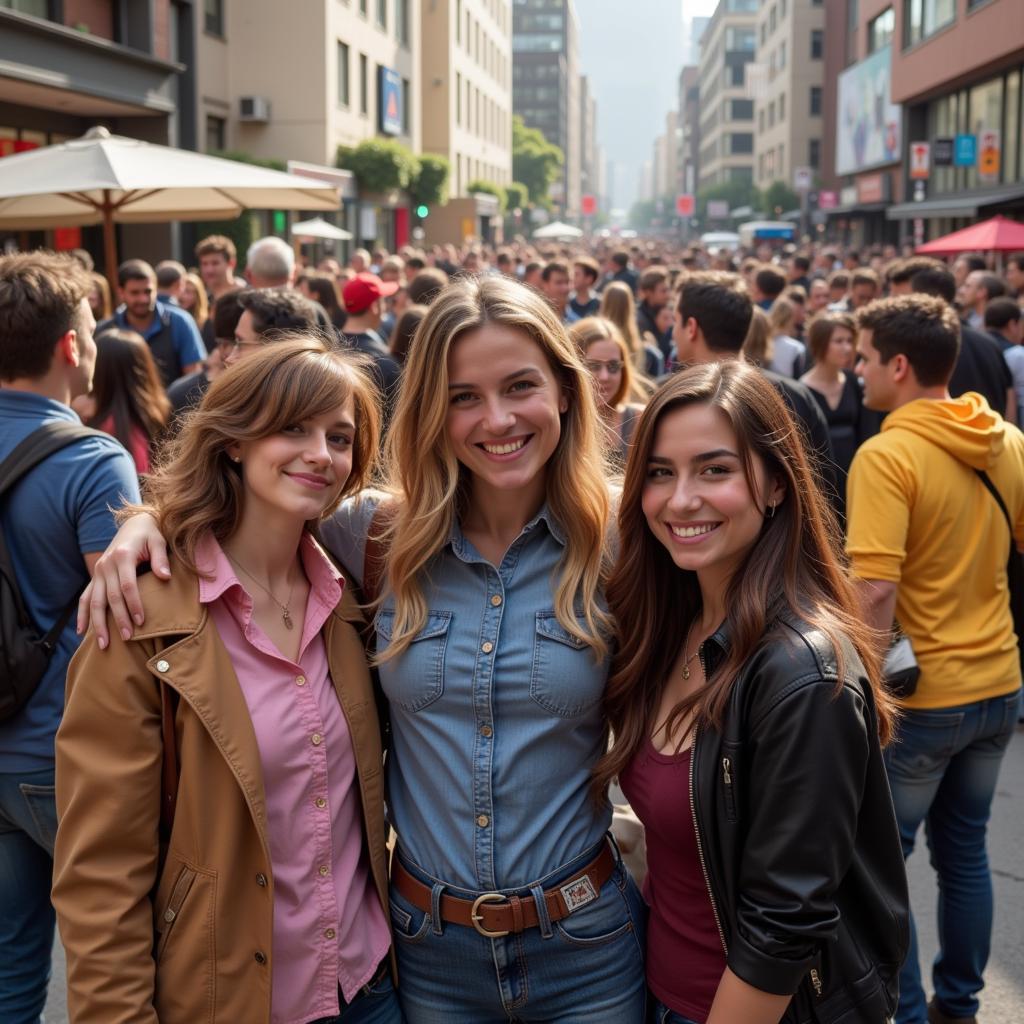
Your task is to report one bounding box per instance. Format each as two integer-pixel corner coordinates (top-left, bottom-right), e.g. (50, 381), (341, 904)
(196, 534), (390, 1024)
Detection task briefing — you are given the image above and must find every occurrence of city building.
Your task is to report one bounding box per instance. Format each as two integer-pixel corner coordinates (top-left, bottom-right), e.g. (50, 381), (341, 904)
(678, 65), (701, 199)
(696, 0), (758, 192)
(580, 73), (600, 209)
(752, 0), (825, 197)
(0, 0), (191, 264)
(512, 0), (581, 218)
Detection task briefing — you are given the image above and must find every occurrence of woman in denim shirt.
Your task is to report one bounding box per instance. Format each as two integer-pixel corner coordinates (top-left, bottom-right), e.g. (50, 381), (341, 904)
(81, 277), (647, 1023)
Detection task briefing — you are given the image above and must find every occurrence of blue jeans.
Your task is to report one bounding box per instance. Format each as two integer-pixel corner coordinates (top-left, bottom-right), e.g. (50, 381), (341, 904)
(389, 837), (647, 1023)
(0, 767), (58, 1024)
(307, 966), (404, 1023)
(884, 689), (1021, 1024)
(648, 996), (700, 1024)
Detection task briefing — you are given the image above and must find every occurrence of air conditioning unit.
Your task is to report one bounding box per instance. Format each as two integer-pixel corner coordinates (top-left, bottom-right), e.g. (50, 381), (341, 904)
(239, 96), (270, 123)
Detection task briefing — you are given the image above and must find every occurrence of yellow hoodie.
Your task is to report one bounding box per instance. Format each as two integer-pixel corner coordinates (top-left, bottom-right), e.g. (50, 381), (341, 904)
(846, 393), (1024, 709)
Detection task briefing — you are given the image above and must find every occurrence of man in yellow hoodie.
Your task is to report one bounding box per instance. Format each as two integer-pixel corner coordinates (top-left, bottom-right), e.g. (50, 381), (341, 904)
(847, 294), (1024, 1024)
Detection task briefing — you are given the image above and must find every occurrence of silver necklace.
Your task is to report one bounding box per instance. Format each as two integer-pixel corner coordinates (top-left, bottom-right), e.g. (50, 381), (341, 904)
(681, 619), (703, 681)
(227, 554), (297, 630)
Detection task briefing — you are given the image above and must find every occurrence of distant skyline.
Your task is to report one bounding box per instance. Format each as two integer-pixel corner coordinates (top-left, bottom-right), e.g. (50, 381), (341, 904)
(576, 0), (718, 211)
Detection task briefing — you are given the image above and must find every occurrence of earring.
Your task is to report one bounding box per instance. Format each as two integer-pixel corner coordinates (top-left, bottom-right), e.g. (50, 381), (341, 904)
(232, 455), (241, 463)
(766, 503), (776, 519)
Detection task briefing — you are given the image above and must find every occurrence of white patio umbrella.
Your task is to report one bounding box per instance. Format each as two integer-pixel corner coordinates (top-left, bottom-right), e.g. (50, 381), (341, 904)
(290, 216), (353, 241)
(0, 126), (341, 287)
(532, 220), (583, 240)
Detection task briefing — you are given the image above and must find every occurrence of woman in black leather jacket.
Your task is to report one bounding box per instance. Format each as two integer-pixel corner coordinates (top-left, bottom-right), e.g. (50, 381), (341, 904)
(597, 361), (909, 1024)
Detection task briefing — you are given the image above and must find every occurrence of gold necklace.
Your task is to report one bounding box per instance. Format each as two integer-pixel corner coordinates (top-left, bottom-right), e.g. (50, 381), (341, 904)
(226, 554), (298, 630)
(681, 618), (703, 681)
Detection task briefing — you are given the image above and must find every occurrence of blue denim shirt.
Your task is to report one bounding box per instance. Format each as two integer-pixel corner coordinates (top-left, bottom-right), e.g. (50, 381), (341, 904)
(321, 495), (612, 890)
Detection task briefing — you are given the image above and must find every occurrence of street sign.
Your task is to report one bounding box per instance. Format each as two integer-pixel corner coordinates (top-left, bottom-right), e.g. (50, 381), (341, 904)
(378, 67), (403, 136)
(933, 138), (954, 166)
(817, 190), (838, 209)
(706, 199), (729, 218)
(954, 134), (977, 167)
(913, 180), (927, 202)
(909, 142), (930, 180)
(676, 193), (695, 216)
(793, 166), (813, 191)
(581, 193), (597, 216)
(979, 129), (1001, 182)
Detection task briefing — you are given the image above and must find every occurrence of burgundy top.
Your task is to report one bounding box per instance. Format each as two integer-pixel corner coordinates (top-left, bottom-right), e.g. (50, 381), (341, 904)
(619, 739), (726, 1023)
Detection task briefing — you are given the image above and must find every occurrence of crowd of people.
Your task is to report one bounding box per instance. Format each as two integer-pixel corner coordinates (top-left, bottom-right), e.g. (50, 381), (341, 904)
(0, 225), (1021, 1024)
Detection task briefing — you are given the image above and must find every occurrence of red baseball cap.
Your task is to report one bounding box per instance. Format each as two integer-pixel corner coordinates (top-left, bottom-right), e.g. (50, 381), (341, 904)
(342, 272), (399, 314)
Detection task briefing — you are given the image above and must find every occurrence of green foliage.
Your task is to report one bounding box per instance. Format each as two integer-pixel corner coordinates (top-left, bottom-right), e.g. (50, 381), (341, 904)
(192, 214), (261, 271)
(466, 179), (507, 213)
(627, 198), (661, 230)
(504, 181), (529, 212)
(512, 115), (563, 209)
(412, 154), (451, 207)
(210, 149), (287, 172)
(336, 138), (418, 193)
(760, 180), (800, 216)
(696, 179), (759, 221)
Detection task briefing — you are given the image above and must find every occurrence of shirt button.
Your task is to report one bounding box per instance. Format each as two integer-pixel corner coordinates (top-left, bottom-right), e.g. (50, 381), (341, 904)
(315, 797), (327, 809)
(295, 675), (306, 686)
(481, 641), (493, 654)
(480, 725), (493, 738)
(325, 928), (336, 939)
(476, 814), (490, 828)
(319, 865), (329, 876)
(490, 594), (502, 606)
(254, 951), (267, 964)
(256, 873), (268, 887)
(156, 659), (170, 673)
(311, 733), (323, 746)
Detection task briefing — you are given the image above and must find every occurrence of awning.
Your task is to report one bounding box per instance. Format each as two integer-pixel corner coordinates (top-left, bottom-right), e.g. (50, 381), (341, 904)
(824, 202), (889, 217)
(887, 183), (1024, 220)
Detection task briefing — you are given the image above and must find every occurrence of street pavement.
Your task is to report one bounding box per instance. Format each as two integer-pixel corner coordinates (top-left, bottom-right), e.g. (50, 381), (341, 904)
(45, 726), (1024, 1023)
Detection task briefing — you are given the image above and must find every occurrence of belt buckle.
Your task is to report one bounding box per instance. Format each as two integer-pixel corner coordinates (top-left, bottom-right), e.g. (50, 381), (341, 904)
(470, 892), (510, 938)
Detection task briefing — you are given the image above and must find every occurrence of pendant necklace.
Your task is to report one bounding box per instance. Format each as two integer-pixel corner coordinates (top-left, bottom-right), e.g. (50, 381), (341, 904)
(681, 618), (702, 681)
(227, 554), (297, 630)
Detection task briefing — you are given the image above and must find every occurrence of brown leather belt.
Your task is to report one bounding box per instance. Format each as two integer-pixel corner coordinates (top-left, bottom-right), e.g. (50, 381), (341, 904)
(392, 842), (616, 938)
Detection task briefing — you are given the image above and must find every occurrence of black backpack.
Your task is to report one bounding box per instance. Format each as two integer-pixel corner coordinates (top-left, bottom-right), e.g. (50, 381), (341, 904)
(0, 421), (107, 722)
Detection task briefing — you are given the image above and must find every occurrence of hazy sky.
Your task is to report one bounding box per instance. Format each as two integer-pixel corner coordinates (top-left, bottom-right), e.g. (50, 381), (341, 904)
(576, 0), (718, 210)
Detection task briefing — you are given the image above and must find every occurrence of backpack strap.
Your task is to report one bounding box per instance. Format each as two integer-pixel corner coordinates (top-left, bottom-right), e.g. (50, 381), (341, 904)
(976, 469), (1013, 535)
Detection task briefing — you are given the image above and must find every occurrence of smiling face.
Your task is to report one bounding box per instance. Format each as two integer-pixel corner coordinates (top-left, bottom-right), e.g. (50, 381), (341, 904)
(446, 324), (568, 507)
(230, 400), (355, 527)
(642, 402), (782, 597)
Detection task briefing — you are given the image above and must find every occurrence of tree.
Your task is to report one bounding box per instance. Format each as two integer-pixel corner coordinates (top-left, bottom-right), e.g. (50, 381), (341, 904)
(336, 138), (418, 194)
(411, 154), (451, 208)
(696, 179), (759, 222)
(466, 179), (507, 213)
(760, 180), (800, 217)
(504, 181), (529, 213)
(512, 115), (563, 209)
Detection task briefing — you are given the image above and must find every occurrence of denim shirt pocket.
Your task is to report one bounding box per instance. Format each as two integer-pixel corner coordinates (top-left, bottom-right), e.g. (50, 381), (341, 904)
(376, 609), (452, 712)
(530, 610), (606, 717)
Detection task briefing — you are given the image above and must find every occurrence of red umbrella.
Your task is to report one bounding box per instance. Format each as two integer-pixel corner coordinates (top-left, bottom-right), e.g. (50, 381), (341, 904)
(916, 215), (1024, 256)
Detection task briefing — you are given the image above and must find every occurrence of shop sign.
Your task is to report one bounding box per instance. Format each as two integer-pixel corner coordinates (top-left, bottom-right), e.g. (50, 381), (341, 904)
(676, 194), (695, 216)
(818, 190), (838, 210)
(978, 129), (1000, 182)
(840, 186), (858, 208)
(954, 134), (977, 167)
(933, 138), (954, 166)
(793, 166), (813, 191)
(857, 173), (887, 204)
(909, 142), (930, 180)
(378, 67), (403, 136)
(707, 199), (730, 218)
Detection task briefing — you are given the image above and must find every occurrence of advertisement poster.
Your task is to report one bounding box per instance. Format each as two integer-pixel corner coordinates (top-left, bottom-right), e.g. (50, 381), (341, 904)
(835, 45), (902, 176)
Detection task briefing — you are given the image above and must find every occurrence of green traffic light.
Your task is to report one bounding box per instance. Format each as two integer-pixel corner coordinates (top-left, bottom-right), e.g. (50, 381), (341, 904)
(416, 204), (429, 218)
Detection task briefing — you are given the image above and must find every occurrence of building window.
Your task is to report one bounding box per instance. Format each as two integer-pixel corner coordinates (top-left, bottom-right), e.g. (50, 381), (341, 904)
(769, 5), (776, 32)
(456, 0), (461, 43)
(868, 7), (894, 52)
(359, 53), (368, 115)
(779, 92), (785, 120)
(337, 41), (350, 106)
(809, 138), (821, 168)
(781, 0), (787, 15)
(0, 0), (51, 16)
(779, 40), (786, 68)
(759, 109), (765, 132)
(810, 29), (823, 59)
(903, 0), (955, 48)
(203, 0), (224, 36)
(846, 0), (858, 65)
(397, 0), (409, 46)
(205, 115), (226, 152)
(359, 0), (367, 15)
(376, 0), (386, 30)
(810, 86), (822, 115)
(455, 71), (461, 125)
(402, 77), (410, 134)
(768, 102), (775, 128)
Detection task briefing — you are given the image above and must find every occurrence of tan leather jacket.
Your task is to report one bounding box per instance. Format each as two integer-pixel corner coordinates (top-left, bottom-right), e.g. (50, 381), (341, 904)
(52, 556), (390, 1024)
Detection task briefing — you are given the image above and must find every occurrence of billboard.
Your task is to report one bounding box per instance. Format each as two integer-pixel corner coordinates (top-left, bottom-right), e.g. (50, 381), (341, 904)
(835, 45), (901, 177)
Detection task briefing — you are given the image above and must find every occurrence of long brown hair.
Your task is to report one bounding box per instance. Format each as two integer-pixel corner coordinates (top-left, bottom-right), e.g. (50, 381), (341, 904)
(130, 337), (380, 575)
(87, 328), (172, 452)
(597, 282), (655, 399)
(594, 362), (894, 793)
(570, 315), (635, 410)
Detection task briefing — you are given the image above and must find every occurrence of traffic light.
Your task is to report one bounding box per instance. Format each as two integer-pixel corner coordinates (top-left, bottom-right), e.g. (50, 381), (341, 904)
(415, 204), (429, 219)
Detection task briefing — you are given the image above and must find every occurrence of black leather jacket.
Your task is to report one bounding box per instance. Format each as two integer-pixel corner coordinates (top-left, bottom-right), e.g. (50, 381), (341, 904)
(691, 616), (909, 1023)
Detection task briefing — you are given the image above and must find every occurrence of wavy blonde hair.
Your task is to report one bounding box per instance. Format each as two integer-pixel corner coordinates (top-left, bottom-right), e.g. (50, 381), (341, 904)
(742, 305), (773, 367)
(379, 275), (611, 660)
(130, 336), (380, 574)
(598, 281), (655, 398)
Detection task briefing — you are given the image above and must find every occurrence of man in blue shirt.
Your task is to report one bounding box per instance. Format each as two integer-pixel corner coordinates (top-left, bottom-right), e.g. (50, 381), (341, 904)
(0, 252), (140, 1022)
(99, 258), (206, 387)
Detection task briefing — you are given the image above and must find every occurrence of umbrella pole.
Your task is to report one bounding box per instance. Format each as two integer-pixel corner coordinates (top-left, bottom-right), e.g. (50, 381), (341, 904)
(102, 190), (118, 293)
